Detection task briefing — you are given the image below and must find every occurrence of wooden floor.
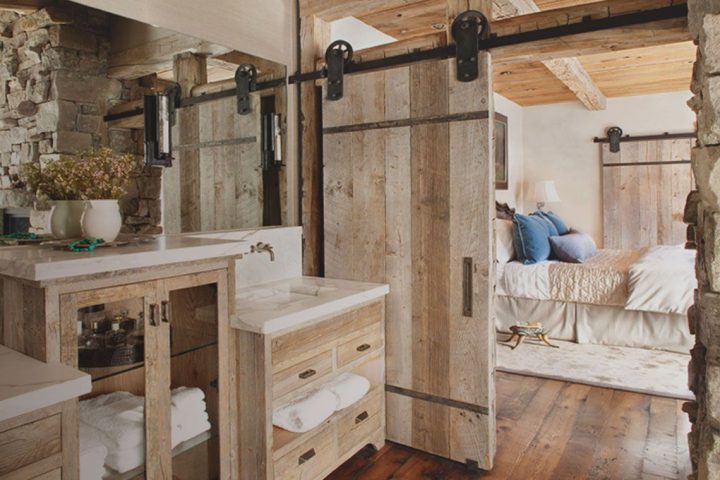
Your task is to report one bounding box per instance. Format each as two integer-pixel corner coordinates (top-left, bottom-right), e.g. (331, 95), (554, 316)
(327, 372), (691, 480)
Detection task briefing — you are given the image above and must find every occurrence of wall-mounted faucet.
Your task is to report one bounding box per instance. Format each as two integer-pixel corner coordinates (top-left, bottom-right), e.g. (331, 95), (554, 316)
(251, 242), (275, 262)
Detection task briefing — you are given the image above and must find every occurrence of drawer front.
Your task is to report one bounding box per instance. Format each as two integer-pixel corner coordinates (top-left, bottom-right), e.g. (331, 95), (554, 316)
(336, 324), (384, 368)
(0, 414), (62, 475)
(271, 301), (383, 369)
(336, 388), (384, 453)
(272, 350), (334, 398)
(274, 423), (339, 480)
(33, 468), (62, 480)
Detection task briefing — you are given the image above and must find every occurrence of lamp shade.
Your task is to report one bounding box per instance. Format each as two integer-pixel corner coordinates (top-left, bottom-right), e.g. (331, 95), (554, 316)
(534, 180), (561, 203)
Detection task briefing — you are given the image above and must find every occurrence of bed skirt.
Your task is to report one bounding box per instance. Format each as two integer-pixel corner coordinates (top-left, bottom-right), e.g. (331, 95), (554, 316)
(496, 295), (692, 354)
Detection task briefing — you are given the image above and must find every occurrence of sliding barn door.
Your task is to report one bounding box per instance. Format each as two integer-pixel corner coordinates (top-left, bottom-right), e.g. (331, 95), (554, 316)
(323, 57), (496, 468)
(602, 138), (693, 249)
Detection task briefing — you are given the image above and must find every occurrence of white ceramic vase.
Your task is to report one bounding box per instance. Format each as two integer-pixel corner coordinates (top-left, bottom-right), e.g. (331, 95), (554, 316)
(81, 200), (122, 243)
(49, 200), (85, 239)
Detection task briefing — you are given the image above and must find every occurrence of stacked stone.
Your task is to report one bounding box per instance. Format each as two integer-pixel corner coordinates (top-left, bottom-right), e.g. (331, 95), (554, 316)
(0, 5), (122, 206)
(685, 1), (720, 479)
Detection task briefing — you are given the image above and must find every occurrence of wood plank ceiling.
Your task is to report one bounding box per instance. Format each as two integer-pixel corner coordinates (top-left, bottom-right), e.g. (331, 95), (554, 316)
(348, 0), (694, 107)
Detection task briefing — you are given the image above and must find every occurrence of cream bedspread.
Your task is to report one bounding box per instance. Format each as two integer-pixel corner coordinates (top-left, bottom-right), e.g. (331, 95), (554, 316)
(548, 249), (643, 307)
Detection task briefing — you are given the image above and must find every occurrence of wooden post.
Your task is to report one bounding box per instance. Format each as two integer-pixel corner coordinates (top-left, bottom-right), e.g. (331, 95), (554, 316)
(299, 15), (329, 276)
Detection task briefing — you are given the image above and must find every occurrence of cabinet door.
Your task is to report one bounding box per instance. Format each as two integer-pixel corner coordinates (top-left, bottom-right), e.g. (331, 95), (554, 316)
(160, 269), (230, 480)
(62, 280), (168, 480)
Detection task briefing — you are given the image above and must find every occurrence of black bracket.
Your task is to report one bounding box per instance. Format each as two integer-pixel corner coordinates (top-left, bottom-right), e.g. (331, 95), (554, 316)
(163, 82), (181, 127)
(607, 126), (623, 153)
(325, 40), (353, 101)
(451, 10), (489, 83)
(235, 64), (257, 115)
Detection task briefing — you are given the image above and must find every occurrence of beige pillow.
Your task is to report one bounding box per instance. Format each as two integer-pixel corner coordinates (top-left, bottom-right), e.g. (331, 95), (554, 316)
(496, 219), (515, 264)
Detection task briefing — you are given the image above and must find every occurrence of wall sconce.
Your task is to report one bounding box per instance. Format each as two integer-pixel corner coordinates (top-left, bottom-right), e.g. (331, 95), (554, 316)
(607, 126), (623, 153)
(144, 83), (180, 168)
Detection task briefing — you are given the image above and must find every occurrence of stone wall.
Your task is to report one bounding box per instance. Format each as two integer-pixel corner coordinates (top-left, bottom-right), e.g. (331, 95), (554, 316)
(0, 3), (162, 234)
(685, 1), (720, 479)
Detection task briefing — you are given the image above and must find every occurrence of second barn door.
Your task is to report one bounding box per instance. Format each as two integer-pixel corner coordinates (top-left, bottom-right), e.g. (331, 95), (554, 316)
(322, 55), (496, 468)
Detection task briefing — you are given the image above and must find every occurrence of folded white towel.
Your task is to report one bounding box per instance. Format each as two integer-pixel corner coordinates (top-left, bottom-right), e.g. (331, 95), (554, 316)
(80, 391), (135, 416)
(105, 443), (144, 474)
(172, 387), (205, 409)
(324, 373), (370, 410)
(175, 413), (211, 444)
(82, 396), (145, 450)
(273, 389), (336, 433)
(79, 423), (108, 480)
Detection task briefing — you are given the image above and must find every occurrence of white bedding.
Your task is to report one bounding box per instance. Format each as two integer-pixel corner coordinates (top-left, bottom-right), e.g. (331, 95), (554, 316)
(496, 260), (550, 300)
(625, 245), (696, 314)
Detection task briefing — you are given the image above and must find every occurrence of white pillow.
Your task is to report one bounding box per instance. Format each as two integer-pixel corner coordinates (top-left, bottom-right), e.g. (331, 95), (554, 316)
(495, 219), (515, 264)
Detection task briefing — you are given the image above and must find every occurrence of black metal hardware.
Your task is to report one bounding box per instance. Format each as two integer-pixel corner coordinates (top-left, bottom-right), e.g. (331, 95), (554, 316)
(451, 10), (488, 82)
(164, 82), (181, 127)
(325, 40), (353, 101)
(288, 4), (687, 86)
(594, 131), (695, 144)
(603, 160), (690, 168)
(235, 64), (257, 115)
(298, 368), (316, 379)
(149, 303), (159, 327)
(298, 448), (316, 465)
(463, 257), (473, 317)
(607, 126), (623, 153)
(209, 378), (219, 390)
(356, 343), (371, 352)
(161, 300), (170, 324)
(355, 411), (369, 424)
(143, 93), (174, 167)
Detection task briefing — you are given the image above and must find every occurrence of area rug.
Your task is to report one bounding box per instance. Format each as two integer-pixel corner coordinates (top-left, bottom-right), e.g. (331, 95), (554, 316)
(496, 338), (694, 400)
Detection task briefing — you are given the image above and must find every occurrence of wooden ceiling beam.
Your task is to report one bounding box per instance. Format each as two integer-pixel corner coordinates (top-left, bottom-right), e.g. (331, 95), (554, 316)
(501, 0), (606, 110)
(299, 0), (425, 22)
(108, 32), (231, 80)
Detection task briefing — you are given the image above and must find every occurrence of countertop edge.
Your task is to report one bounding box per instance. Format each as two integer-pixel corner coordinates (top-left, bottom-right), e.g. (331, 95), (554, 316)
(233, 284), (390, 335)
(0, 373), (91, 423)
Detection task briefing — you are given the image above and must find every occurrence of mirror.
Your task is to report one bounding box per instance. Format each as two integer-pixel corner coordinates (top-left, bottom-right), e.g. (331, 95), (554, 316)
(106, 16), (289, 234)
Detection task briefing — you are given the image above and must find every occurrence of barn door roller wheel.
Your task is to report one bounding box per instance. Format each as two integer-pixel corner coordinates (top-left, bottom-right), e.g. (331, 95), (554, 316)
(325, 40), (353, 101)
(451, 10), (489, 83)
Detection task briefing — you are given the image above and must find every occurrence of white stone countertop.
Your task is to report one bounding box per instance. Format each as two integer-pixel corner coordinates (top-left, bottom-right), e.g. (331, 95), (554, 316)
(0, 234), (248, 282)
(232, 276), (389, 335)
(0, 345), (90, 422)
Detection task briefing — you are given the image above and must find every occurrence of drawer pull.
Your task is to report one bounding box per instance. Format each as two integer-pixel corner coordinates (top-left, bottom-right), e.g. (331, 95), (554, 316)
(298, 369), (317, 380)
(356, 343), (371, 352)
(355, 411), (369, 424)
(298, 448), (316, 465)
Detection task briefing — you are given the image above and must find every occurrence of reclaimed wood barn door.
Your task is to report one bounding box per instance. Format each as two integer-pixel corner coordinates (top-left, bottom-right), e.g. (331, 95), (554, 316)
(322, 55), (496, 468)
(602, 138), (693, 249)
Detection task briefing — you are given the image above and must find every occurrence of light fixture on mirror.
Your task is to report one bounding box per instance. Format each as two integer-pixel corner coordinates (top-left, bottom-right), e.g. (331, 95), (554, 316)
(144, 83), (180, 168)
(534, 180), (561, 211)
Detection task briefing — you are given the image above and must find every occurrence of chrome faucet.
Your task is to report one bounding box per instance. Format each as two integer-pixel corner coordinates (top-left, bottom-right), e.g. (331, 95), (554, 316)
(251, 242), (275, 262)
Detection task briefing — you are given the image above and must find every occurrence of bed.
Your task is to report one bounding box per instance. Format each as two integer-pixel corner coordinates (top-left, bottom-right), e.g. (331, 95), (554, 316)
(494, 203), (696, 354)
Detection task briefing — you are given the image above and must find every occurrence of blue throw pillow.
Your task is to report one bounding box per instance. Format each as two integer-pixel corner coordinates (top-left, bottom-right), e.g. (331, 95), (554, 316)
(539, 211), (570, 235)
(549, 232), (597, 263)
(531, 211), (559, 236)
(512, 214), (552, 264)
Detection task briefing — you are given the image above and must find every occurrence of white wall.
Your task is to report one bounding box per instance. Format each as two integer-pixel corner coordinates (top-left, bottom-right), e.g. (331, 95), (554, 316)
(522, 91), (695, 245)
(494, 93), (525, 209)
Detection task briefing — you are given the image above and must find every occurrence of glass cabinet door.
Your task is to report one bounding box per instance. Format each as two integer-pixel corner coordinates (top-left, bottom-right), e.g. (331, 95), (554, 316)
(162, 270), (226, 480)
(67, 280), (168, 480)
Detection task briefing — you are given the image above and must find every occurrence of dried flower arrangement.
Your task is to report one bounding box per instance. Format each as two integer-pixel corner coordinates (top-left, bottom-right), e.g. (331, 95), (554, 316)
(23, 147), (141, 201)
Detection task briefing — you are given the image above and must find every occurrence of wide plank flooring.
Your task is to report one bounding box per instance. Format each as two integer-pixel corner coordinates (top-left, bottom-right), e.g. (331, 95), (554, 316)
(327, 372), (691, 480)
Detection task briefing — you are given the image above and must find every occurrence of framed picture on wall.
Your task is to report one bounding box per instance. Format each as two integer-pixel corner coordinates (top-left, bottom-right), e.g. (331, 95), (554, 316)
(495, 112), (508, 190)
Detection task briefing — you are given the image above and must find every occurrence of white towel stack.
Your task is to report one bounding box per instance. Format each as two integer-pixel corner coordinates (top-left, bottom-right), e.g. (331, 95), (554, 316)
(79, 387), (212, 476)
(79, 423), (107, 480)
(272, 373), (371, 433)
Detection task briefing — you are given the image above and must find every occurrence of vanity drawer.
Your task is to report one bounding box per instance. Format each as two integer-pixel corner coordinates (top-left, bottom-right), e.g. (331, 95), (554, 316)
(0, 414), (62, 475)
(274, 423), (339, 480)
(336, 387), (384, 453)
(336, 323), (384, 368)
(271, 301), (383, 369)
(272, 350), (334, 398)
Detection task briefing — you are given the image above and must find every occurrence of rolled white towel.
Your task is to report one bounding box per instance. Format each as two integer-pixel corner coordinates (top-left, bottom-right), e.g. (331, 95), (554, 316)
(324, 373), (370, 410)
(79, 423), (108, 480)
(273, 389), (336, 433)
(80, 391), (135, 417)
(81, 396), (145, 450)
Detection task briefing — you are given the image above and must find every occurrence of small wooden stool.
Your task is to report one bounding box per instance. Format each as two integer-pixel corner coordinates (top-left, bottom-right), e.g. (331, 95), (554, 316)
(504, 322), (558, 350)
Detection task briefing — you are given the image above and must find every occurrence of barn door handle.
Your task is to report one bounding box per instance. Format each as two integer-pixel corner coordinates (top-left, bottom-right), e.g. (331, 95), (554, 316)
(356, 343), (371, 352)
(149, 303), (159, 326)
(298, 448), (316, 465)
(298, 369), (316, 379)
(463, 257), (473, 317)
